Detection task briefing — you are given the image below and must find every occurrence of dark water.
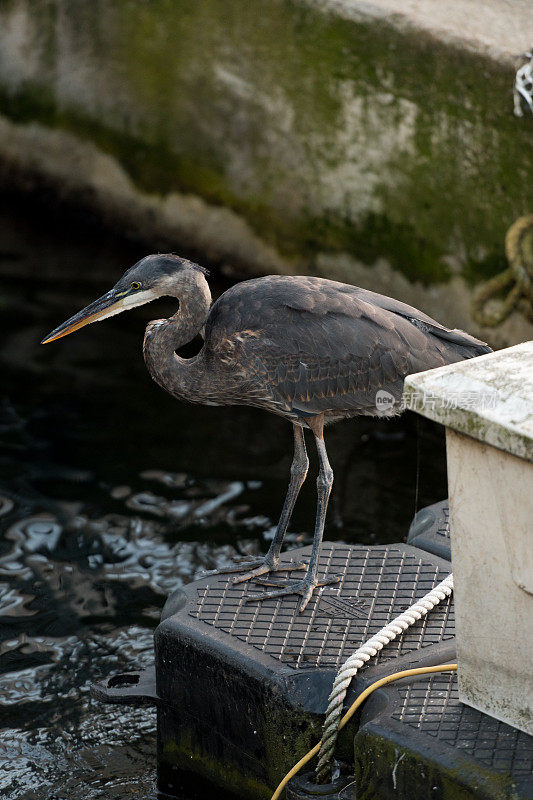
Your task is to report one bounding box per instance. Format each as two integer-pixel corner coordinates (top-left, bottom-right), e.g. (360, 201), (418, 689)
(0, 193), (447, 799)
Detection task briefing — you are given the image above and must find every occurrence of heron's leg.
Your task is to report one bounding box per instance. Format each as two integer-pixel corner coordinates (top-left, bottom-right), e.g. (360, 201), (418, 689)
(204, 424), (308, 580)
(248, 417), (339, 612)
(231, 423), (308, 582)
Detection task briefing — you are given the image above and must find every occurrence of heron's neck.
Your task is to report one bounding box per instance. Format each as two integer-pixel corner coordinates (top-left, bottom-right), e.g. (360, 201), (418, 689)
(142, 269), (212, 401)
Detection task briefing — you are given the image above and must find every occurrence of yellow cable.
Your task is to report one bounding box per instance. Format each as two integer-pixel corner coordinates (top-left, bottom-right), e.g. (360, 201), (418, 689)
(270, 663), (458, 800)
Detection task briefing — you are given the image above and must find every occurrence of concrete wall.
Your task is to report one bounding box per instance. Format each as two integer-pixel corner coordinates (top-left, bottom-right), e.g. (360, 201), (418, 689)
(1, 0), (532, 345)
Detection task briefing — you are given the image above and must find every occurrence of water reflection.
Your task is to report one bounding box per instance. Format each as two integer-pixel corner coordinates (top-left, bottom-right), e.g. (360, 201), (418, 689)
(0, 192), (447, 799)
(0, 469), (272, 799)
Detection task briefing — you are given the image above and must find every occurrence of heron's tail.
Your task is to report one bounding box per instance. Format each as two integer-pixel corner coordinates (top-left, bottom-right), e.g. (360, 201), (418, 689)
(438, 331), (492, 363)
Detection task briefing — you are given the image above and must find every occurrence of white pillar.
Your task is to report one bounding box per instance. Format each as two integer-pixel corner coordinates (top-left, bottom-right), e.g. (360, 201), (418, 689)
(404, 341), (533, 735)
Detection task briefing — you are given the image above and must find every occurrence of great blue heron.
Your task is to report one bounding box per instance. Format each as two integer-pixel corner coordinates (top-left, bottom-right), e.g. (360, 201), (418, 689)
(42, 255), (491, 611)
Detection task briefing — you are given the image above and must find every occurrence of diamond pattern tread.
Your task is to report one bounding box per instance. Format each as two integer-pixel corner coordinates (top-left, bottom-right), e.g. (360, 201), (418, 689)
(189, 543), (454, 670)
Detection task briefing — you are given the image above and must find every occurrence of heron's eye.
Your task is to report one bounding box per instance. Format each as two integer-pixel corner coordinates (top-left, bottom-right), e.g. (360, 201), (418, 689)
(130, 281), (141, 291)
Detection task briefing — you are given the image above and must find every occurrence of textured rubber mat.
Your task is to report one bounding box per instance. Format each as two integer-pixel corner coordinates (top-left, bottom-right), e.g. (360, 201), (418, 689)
(407, 499), (451, 561)
(355, 670), (533, 799)
(188, 542), (454, 670)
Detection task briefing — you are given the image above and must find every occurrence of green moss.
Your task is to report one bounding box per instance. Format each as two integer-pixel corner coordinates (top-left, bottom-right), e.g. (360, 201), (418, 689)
(354, 727), (514, 800)
(160, 733), (272, 800)
(158, 694), (330, 800)
(299, 210), (451, 283)
(464, 252), (509, 286)
(0, 0), (532, 286)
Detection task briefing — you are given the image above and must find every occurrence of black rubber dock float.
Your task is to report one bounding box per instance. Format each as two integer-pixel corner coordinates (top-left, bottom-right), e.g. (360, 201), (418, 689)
(156, 542), (455, 798)
(354, 669), (533, 800)
(407, 499), (451, 561)
(93, 532), (533, 800)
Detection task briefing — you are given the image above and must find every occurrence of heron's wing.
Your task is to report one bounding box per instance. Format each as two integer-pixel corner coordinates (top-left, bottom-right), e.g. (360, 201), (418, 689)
(231, 308), (429, 416)
(206, 276), (490, 417)
(352, 286), (491, 350)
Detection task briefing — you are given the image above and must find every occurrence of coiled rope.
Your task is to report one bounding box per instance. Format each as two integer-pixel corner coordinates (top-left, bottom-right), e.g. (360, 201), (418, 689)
(472, 214), (533, 328)
(315, 572), (454, 783)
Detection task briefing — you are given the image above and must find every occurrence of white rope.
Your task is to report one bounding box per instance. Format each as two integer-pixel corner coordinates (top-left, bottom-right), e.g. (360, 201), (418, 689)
(315, 572), (454, 783)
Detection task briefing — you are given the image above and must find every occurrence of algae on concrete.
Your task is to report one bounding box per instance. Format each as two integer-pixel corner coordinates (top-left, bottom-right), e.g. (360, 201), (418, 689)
(0, 0), (532, 344)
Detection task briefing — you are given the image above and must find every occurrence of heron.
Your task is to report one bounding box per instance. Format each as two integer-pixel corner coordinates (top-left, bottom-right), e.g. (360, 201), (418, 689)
(42, 254), (491, 611)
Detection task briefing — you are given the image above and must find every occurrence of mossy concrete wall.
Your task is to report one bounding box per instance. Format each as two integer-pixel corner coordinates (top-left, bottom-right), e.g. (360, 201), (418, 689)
(0, 0), (532, 345)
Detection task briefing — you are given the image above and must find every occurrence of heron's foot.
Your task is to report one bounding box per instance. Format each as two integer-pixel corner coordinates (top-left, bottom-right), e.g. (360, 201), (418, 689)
(205, 556), (305, 584)
(247, 574), (340, 614)
(232, 559), (306, 585)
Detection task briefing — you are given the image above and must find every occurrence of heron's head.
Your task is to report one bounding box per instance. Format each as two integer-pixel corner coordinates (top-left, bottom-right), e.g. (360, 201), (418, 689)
(41, 254), (209, 344)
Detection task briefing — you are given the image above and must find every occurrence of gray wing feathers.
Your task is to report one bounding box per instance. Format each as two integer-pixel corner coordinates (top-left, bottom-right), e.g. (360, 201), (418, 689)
(206, 276), (491, 416)
(354, 286), (491, 355)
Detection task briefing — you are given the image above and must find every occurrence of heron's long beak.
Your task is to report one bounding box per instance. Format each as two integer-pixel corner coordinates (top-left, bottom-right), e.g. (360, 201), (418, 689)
(41, 289), (130, 344)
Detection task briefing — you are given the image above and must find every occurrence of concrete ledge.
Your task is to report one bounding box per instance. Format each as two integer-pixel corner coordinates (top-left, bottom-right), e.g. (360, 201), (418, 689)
(404, 342), (533, 461)
(311, 0), (533, 63)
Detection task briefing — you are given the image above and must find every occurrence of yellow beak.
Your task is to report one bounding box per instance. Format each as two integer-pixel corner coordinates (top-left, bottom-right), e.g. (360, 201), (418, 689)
(41, 291), (128, 344)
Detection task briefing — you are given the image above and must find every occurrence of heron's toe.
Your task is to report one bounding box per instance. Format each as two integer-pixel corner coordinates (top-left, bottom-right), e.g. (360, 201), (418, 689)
(297, 583), (319, 613)
(246, 574), (339, 611)
(203, 556), (265, 577)
(232, 562), (271, 584)
(232, 560), (305, 585)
